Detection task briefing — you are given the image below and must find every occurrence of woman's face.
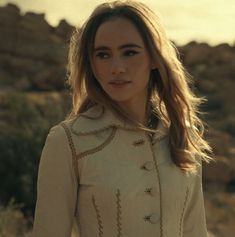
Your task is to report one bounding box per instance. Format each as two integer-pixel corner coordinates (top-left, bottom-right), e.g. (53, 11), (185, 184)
(92, 17), (154, 105)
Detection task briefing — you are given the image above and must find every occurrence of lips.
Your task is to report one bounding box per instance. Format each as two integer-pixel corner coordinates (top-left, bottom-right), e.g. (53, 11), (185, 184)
(109, 80), (131, 85)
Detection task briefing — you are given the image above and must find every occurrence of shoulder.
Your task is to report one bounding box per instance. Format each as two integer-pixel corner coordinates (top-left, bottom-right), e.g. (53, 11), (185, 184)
(47, 121), (71, 141)
(186, 162), (203, 190)
(44, 119), (78, 151)
(42, 125), (66, 156)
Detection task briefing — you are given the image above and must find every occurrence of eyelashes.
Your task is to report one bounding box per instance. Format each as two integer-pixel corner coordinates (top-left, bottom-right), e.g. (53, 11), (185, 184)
(95, 50), (139, 59)
(123, 50), (139, 56)
(95, 52), (109, 59)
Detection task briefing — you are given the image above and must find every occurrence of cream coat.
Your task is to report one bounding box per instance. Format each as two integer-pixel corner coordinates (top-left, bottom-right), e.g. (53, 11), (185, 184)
(32, 105), (208, 237)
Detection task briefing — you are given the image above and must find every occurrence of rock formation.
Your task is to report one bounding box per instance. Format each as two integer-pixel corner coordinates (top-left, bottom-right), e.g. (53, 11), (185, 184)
(0, 3), (73, 91)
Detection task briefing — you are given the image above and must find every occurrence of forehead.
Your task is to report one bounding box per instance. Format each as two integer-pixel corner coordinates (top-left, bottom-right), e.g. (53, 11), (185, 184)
(94, 17), (145, 47)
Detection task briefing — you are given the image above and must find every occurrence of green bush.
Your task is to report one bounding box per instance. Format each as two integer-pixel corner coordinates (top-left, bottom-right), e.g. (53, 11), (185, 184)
(0, 92), (68, 218)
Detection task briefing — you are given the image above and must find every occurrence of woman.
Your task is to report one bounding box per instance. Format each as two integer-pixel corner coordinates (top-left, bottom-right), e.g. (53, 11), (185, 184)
(32, 1), (212, 237)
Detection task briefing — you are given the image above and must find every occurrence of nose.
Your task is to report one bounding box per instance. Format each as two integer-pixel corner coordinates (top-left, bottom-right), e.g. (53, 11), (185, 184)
(110, 57), (126, 75)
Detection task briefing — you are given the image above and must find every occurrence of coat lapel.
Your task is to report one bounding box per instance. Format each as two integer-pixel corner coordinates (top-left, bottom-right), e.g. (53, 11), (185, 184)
(70, 105), (169, 140)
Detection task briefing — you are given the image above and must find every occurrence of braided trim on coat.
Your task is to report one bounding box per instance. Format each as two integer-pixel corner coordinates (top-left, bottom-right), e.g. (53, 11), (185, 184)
(116, 189), (123, 237)
(76, 127), (117, 160)
(60, 122), (79, 181)
(179, 187), (190, 237)
(132, 139), (145, 146)
(92, 194), (104, 237)
(60, 122), (79, 217)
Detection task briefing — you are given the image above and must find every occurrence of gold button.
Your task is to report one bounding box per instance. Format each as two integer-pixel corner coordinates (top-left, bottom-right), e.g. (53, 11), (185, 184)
(142, 161), (154, 171)
(149, 187), (159, 196)
(149, 213), (159, 224)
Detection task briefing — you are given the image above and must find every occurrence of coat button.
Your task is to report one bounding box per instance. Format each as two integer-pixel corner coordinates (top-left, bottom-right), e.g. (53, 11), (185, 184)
(142, 161), (154, 171)
(149, 213), (159, 224)
(149, 187), (158, 196)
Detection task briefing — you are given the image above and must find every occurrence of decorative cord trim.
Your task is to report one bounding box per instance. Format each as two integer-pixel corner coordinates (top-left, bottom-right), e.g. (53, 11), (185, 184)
(71, 115), (169, 137)
(69, 105), (169, 136)
(179, 187), (190, 237)
(92, 194), (104, 237)
(60, 122), (79, 180)
(145, 132), (163, 237)
(116, 189), (123, 237)
(71, 122), (142, 136)
(132, 139), (145, 146)
(60, 122), (79, 216)
(77, 127), (117, 160)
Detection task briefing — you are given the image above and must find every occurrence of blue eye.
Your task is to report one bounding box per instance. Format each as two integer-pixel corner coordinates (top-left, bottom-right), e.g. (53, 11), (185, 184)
(95, 52), (110, 59)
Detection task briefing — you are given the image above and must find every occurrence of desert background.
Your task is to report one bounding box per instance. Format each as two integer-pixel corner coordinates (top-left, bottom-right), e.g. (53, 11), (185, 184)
(0, 1), (235, 237)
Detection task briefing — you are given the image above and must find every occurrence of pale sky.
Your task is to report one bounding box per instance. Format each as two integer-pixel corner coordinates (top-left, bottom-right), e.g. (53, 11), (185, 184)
(0, 0), (235, 46)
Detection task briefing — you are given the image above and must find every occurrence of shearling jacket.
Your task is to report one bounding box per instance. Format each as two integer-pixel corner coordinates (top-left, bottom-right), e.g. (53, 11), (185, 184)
(32, 105), (208, 237)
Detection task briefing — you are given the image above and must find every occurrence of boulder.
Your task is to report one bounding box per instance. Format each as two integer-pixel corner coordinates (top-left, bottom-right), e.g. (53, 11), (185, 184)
(19, 12), (51, 33)
(180, 41), (212, 66)
(0, 3), (20, 26)
(55, 19), (74, 41)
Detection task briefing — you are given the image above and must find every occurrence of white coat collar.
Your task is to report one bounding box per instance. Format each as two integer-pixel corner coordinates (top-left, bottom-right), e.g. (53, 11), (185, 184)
(71, 105), (169, 138)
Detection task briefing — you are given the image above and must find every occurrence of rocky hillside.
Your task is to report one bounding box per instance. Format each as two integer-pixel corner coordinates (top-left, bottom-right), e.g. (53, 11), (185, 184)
(0, 3), (235, 237)
(0, 3), (73, 91)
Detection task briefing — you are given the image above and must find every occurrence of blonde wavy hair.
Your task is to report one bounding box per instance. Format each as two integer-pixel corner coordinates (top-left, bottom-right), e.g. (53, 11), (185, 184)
(66, 0), (213, 173)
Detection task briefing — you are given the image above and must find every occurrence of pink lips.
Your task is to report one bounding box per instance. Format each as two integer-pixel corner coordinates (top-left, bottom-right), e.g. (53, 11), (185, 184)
(109, 80), (131, 88)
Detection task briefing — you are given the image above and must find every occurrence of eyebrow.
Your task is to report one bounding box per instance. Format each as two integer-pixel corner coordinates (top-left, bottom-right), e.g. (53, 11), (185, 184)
(93, 43), (143, 52)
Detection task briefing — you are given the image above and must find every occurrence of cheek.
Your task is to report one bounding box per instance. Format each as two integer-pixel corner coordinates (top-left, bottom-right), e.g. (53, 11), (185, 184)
(129, 55), (151, 72)
(93, 60), (110, 81)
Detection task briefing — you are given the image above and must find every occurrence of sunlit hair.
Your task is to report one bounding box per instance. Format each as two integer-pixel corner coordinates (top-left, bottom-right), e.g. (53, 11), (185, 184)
(66, 0), (213, 173)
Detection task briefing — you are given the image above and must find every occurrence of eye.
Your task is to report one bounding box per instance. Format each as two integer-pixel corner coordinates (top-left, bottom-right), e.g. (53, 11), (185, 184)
(95, 52), (110, 59)
(123, 50), (139, 56)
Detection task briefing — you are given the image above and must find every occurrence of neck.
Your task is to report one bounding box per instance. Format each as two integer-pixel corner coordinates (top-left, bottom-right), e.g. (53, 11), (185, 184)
(117, 96), (151, 125)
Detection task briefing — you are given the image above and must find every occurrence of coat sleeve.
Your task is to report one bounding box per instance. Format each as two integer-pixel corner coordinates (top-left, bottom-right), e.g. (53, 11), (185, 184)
(183, 164), (208, 237)
(32, 124), (79, 237)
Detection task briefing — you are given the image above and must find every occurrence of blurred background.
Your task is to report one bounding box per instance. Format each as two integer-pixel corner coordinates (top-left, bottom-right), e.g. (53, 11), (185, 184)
(0, 0), (234, 237)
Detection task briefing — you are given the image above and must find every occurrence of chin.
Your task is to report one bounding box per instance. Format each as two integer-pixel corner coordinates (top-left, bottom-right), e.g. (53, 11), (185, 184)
(109, 96), (131, 104)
